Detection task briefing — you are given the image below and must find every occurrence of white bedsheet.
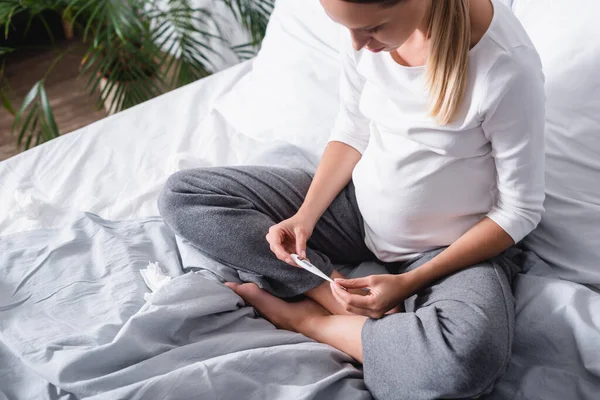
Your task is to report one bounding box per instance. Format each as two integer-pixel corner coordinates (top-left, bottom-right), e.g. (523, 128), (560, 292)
(0, 60), (319, 236)
(1, 57), (599, 399)
(0, 61), (249, 234)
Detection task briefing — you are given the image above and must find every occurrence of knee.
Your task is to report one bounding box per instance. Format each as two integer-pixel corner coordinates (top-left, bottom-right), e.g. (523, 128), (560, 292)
(158, 169), (212, 235)
(158, 171), (186, 222)
(436, 329), (509, 398)
(375, 338), (507, 400)
(363, 310), (510, 400)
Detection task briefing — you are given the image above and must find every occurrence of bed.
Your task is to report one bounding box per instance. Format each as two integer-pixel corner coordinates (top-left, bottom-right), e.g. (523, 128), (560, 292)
(1, 0), (599, 399)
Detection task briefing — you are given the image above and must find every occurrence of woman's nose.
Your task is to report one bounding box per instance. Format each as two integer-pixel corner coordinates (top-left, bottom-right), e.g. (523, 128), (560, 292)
(350, 30), (370, 51)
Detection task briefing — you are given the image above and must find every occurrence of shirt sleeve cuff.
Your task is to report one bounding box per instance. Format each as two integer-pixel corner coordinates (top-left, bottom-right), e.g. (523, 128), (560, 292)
(486, 206), (541, 244)
(327, 130), (369, 154)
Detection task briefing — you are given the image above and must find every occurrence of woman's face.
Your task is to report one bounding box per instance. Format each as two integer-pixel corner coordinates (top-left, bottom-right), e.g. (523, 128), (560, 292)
(320, 0), (430, 53)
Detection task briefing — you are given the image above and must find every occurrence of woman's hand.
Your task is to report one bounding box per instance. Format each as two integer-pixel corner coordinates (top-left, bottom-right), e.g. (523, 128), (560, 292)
(330, 273), (419, 319)
(266, 213), (316, 267)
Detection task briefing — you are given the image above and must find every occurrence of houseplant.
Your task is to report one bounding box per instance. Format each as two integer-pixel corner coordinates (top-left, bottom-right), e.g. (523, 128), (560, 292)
(0, 0), (274, 150)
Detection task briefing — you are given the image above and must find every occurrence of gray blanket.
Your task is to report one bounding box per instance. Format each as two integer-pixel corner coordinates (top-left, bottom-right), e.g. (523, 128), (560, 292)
(2, 213), (600, 399)
(0, 214), (369, 400)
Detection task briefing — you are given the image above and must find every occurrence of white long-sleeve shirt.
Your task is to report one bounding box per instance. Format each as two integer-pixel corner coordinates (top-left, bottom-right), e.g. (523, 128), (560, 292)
(329, 0), (546, 262)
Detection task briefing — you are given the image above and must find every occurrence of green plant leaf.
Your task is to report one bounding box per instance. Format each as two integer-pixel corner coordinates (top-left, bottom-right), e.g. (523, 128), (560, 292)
(39, 84), (60, 139)
(17, 103), (38, 147)
(151, 20), (172, 43)
(35, 131), (43, 147)
(11, 78), (60, 149)
(23, 12), (36, 37)
(0, 89), (15, 115)
(152, 1), (227, 89)
(108, 7), (126, 42)
(0, 46), (14, 56)
(67, 0), (144, 44)
(82, 1), (103, 41)
(65, 0), (95, 22)
(0, 0), (274, 131)
(37, 14), (56, 45)
(221, 0), (274, 45)
(231, 42), (258, 61)
(24, 130), (34, 150)
(13, 81), (41, 128)
(83, 43), (120, 94)
(17, 103), (38, 144)
(3, 5), (19, 39)
(98, 69), (119, 103)
(0, 61), (16, 115)
(110, 81), (127, 112)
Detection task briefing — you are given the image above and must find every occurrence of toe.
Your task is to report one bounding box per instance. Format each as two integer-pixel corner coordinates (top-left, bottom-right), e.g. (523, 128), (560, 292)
(234, 283), (263, 301)
(224, 282), (265, 305)
(224, 282), (240, 291)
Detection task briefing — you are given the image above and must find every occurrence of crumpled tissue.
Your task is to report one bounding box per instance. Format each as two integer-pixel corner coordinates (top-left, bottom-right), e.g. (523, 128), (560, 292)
(140, 261), (172, 302)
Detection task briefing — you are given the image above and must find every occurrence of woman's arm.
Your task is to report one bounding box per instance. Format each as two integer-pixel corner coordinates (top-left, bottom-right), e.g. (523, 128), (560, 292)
(266, 141), (361, 264)
(267, 30), (370, 262)
(299, 32), (370, 227)
(403, 217), (514, 292)
(297, 141), (362, 227)
(331, 218), (515, 318)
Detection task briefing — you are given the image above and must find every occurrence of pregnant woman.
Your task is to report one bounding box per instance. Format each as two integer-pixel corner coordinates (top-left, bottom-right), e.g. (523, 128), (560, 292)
(158, 0), (545, 398)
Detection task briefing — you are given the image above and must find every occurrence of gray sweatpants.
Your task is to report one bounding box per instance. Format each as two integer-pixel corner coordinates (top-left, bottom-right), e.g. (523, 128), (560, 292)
(158, 166), (519, 400)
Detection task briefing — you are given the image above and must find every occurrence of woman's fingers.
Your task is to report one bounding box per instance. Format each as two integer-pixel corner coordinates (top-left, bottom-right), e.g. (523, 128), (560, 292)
(294, 228), (307, 259)
(330, 282), (378, 310)
(330, 281), (351, 308)
(266, 220), (314, 266)
(334, 277), (371, 289)
(266, 228), (294, 265)
(330, 284), (385, 318)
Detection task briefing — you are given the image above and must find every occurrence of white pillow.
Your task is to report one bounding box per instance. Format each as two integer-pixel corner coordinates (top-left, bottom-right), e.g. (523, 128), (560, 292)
(514, 0), (600, 288)
(214, 0), (342, 156)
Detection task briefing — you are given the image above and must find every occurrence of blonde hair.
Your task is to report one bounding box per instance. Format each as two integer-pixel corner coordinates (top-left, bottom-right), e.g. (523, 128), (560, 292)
(426, 0), (471, 124)
(344, 0), (472, 124)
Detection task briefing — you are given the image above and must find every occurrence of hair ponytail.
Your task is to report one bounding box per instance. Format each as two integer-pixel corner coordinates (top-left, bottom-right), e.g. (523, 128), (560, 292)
(426, 0), (471, 124)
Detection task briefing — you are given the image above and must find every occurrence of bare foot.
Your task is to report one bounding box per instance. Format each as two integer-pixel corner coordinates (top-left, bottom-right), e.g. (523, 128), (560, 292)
(224, 282), (330, 332)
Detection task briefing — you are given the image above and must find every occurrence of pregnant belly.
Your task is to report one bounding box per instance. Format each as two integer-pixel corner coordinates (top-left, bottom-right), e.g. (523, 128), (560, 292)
(352, 152), (496, 259)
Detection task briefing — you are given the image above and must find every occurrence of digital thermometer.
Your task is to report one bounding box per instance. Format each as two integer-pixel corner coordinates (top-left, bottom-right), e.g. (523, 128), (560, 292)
(290, 254), (348, 291)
